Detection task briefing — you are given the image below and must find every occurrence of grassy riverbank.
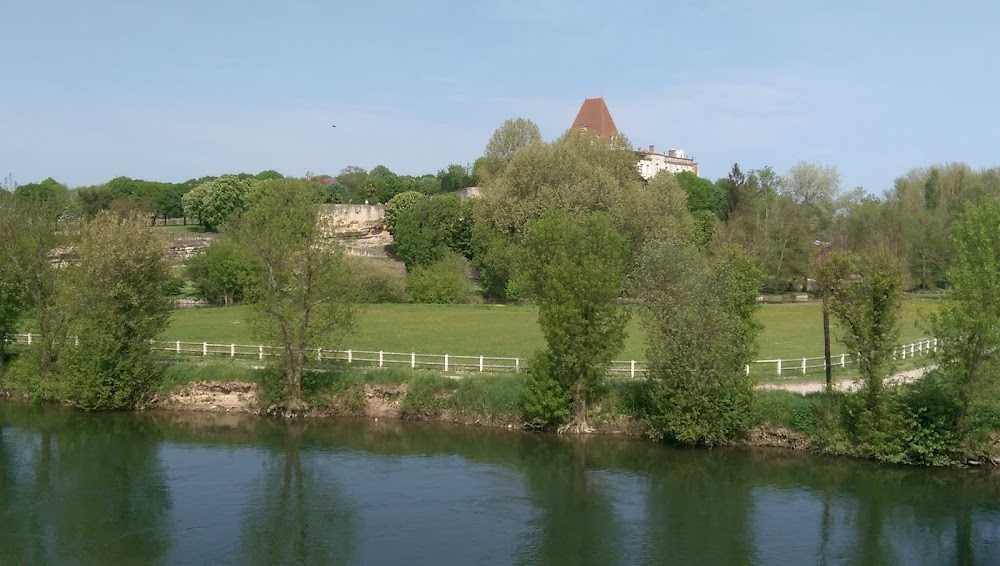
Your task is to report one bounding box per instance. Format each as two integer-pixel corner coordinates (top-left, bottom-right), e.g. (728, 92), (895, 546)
(146, 357), (1000, 467)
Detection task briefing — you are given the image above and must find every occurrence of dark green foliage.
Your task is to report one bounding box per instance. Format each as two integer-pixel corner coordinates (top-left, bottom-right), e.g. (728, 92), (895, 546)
(637, 243), (762, 446)
(186, 240), (254, 305)
(405, 253), (474, 304)
(520, 352), (572, 428)
(519, 211), (629, 430)
(61, 212), (174, 409)
(392, 194), (470, 269)
(675, 171), (725, 215)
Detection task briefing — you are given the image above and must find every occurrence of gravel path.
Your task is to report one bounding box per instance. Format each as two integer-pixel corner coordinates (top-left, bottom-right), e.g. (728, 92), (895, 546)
(757, 366), (933, 395)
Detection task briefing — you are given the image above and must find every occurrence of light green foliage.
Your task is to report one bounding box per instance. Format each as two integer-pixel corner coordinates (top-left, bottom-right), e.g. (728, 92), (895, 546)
(186, 239), (254, 305)
(181, 175), (256, 230)
(636, 242), (762, 446)
(782, 161), (841, 209)
(61, 212), (174, 409)
(818, 251), (902, 413)
(348, 257), (406, 303)
(473, 128), (688, 299)
(405, 253), (475, 304)
(233, 178), (357, 409)
(928, 200), (1000, 449)
(479, 117), (543, 180)
(383, 191), (426, 236)
(519, 211), (629, 430)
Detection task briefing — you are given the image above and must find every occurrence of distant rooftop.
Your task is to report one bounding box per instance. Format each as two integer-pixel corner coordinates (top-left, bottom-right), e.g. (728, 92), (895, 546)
(569, 97), (619, 138)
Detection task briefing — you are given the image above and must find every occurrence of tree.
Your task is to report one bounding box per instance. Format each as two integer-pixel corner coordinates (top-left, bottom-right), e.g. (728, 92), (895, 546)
(783, 161), (841, 209)
(75, 186), (115, 219)
(928, 200), (1000, 449)
(233, 179), (357, 411)
(479, 117), (543, 179)
(635, 241), (762, 445)
(186, 240), (254, 305)
(675, 171), (725, 216)
(382, 190), (426, 236)
(60, 212), (174, 409)
(519, 210), (629, 432)
(181, 175), (255, 230)
(391, 194), (467, 270)
(818, 250), (903, 414)
(13, 177), (71, 214)
(473, 128), (676, 299)
(0, 194), (29, 368)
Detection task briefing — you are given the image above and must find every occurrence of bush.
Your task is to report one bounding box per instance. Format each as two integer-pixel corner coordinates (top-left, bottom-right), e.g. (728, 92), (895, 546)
(520, 351), (572, 428)
(406, 253), (476, 304)
(62, 331), (163, 410)
(349, 257), (406, 303)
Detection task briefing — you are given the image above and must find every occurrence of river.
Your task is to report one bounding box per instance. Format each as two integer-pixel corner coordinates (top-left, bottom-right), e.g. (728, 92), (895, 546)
(1, 402), (998, 565)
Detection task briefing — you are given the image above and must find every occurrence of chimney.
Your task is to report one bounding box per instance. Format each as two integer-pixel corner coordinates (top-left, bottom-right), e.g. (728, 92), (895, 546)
(649, 145), (654, 152)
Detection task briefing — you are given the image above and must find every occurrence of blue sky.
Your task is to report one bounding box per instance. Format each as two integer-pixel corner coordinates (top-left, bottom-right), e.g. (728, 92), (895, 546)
(3, 0), (998, 194)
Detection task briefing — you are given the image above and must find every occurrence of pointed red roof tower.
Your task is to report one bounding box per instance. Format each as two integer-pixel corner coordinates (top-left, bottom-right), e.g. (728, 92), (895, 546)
(569, 97), (619, 138)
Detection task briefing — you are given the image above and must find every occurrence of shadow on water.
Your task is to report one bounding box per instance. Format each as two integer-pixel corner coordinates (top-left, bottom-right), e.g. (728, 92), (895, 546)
(2, 402), (1000, 565)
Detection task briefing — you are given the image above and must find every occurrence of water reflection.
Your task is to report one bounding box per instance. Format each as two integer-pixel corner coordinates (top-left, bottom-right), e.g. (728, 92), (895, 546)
(0, 406), (171, 565)
(1, 402), (999, 565)
(237, 423), (356, 565)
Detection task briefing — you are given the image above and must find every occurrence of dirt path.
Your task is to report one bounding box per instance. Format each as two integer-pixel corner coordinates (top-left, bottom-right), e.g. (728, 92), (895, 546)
(757, 366), (933, 395)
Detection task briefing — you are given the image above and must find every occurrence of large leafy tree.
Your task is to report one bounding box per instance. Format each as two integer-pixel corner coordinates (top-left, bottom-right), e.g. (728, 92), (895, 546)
(61, 212), (174, 409)
(473, 128), (680, 299)
(233, 179), (357, 411)
(519, 210), (629, 432)
(818, 250), (903, 414)
(392, 194), (470, 270)
(928, 200), (1000, 449)
(635, 241), (762, 445)
(186, 240), (254, 305)
(478, 117), (543, 180)
(182, 175), (256, 230)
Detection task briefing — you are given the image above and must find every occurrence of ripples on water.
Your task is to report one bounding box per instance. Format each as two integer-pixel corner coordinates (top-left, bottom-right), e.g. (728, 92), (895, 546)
(1, 403), (998, 565)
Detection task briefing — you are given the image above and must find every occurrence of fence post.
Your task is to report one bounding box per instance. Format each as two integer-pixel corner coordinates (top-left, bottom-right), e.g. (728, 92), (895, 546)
(27, 333), (32, 345)
(901, 346), (906, 359)
(411, 352), (416, 369)
(203, 342), (208, 357)
(444, 354), (449, 372)
(259, 345), (264, 361)
(802, 357), (807, 374)
(230, 344), (235, 358)
(630, 360), (635, 380)
(480, 356), (484, 372)
(379, 351), (384, 368)
(933, 338), (938, 353)
(317, 348), (322, 361)
(515, 357), (520, 372)
(910, 343), (915, 356)
(176, 341), (181, 354)
(776, 359), (782, 377)
(840, 353), (846, 367)
(347, 349), (352, 364)
(75, 335), (79, 347)
(744, 364), (750, 376)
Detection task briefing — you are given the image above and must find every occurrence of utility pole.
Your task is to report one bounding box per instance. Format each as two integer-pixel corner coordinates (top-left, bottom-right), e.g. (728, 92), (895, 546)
(814, 240), (833, 392)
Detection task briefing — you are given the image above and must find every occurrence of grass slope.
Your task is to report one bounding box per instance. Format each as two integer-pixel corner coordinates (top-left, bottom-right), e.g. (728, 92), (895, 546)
(162, 300), (936, 362)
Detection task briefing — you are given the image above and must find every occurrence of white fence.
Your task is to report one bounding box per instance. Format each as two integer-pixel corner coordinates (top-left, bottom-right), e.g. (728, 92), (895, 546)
(6, 334), (935, 380)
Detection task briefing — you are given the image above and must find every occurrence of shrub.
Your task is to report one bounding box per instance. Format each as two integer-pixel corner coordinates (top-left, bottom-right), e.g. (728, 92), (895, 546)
(405, 253), (476, 304)
(520, 351), (572, 428)
(349, 257), (406, 303)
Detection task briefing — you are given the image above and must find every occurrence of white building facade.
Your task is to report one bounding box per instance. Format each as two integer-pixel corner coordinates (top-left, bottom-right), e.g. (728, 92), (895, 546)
(637, 145), (699, 180)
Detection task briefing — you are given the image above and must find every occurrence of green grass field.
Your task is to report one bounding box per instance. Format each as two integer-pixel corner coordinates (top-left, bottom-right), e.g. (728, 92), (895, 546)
(162, 300), (936, 362)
